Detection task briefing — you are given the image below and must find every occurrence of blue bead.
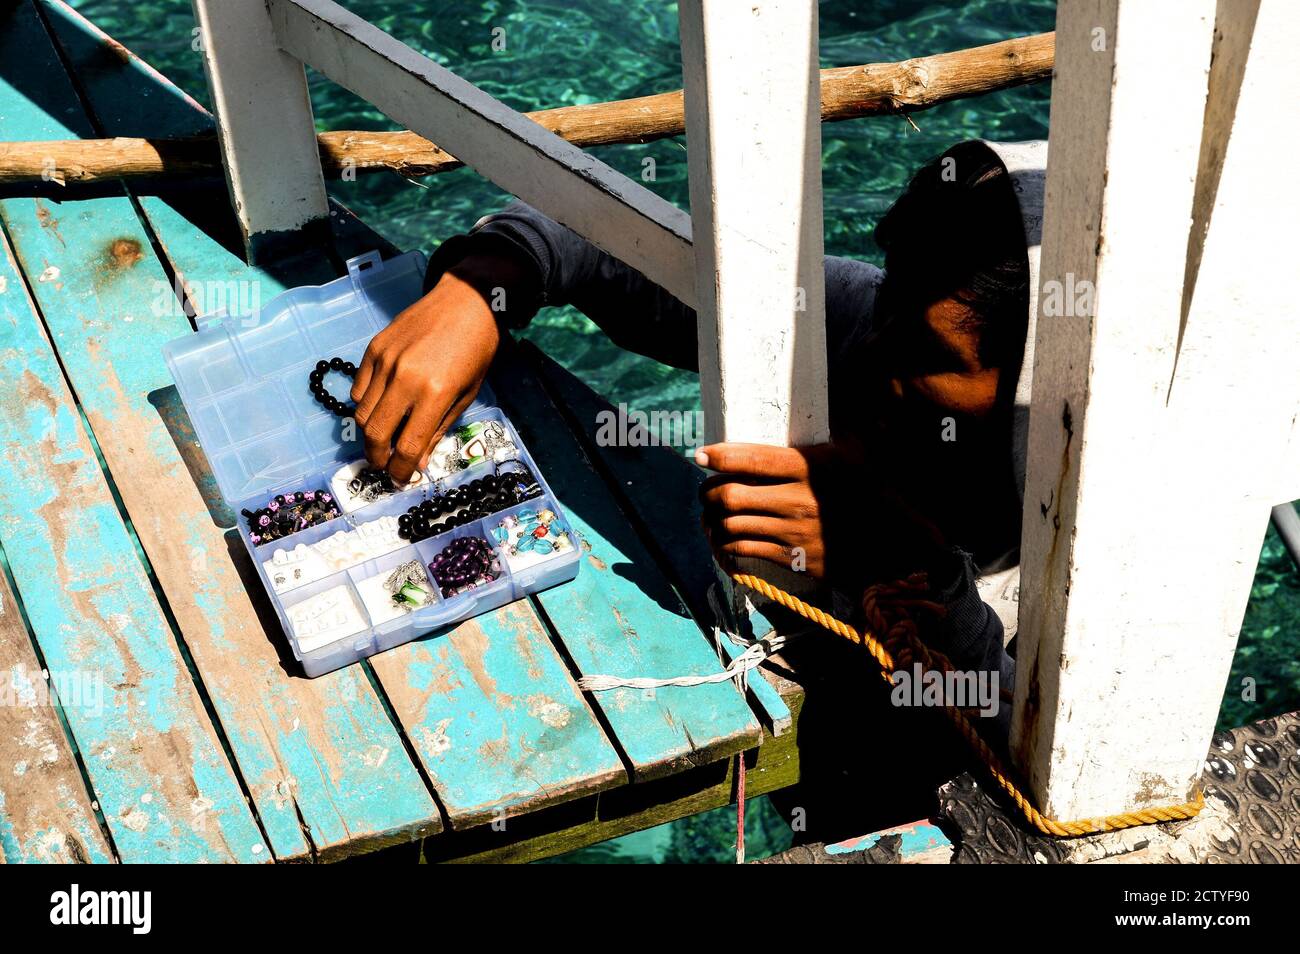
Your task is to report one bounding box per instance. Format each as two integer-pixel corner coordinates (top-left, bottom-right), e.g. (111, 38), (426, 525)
(533, 539), (554, 555)
(516, 536), (536, 553)
(490, 525), (508, 543)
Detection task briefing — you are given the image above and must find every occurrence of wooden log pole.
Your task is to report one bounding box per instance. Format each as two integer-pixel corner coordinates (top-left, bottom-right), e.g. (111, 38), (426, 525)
(0, 31), (1054, 186)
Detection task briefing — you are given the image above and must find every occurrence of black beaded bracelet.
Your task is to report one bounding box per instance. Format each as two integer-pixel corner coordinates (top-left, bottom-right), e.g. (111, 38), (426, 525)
(309, 357), (357, 418)
(398, 465), (543, 543)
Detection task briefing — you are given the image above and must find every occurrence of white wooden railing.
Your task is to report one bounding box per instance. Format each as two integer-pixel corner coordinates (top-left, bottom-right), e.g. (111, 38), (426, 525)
(195, 0), (1300, 825)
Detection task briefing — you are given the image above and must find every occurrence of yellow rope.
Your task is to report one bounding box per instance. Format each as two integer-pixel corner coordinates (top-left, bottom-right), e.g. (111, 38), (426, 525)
(730, 572), (1205, 838)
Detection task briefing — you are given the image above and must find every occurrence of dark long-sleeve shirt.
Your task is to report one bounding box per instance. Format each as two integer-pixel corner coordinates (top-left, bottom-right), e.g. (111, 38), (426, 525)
(424, 202), (1013, 707)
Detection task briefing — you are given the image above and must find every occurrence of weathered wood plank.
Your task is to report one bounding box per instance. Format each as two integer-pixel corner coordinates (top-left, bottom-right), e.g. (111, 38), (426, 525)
(527, 346), (792, 735)
(426, 689), (801, 863)
(266, 0), (697, 308)
(491, 345), (764, 780)
(38, 0), (338, 297)
(4, 0), (441, 860)
(368, 602), (626, 829)
(0, 224), (266, 862)
(0, 537), (113, 863)
(39, 1), (631, 838)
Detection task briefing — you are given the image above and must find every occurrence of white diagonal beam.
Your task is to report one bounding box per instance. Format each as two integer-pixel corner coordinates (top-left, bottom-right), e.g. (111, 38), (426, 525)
(266, 0), (696, 308)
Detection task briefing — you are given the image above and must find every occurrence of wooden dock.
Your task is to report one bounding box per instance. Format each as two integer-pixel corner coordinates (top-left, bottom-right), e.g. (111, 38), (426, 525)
(4, 0), (1298, 865)
(0, 0), (798, 863)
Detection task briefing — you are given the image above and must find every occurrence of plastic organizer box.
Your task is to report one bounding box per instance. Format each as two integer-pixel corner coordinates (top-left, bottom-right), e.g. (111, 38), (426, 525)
(162, 250), (580, 677)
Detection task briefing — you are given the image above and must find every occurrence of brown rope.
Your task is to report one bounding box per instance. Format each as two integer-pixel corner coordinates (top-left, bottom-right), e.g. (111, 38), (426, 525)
(731, 572), (1204, 838)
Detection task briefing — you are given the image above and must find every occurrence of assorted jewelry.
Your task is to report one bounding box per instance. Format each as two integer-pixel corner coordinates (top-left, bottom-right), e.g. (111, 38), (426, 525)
(492, 507), (573, 570)
(426, 420), (519, 480)
(355, 559), (434, 627)
(309, 357), (357, 418)
(397, 464), (543, 543)
(386, 560), (434, 609)
(429, 537), (501, 597)
(287, 584), (368, 654)
(243, 489), (340, 545)
(330, 459), (426, 514)
(263, 515), (405, 594)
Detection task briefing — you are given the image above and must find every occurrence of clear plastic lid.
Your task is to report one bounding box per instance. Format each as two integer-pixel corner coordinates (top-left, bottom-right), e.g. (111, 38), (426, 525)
(162, 251), (495, 505)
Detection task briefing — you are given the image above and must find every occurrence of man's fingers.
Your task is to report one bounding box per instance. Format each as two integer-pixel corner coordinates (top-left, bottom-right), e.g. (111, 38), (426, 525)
(694, 442), (811, 481)
(706, 514), (790, 546)
(352, 355), (393, 427)
(350, 345), (377, 406)
(361, 389), (410, 471)
(716, 539), (797, 569)
(699, 477), (813, 519)
(385, 400), (440, 484)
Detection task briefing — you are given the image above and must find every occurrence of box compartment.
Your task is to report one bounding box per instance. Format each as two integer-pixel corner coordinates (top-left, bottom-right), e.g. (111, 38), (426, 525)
(163, 251), (579, 677)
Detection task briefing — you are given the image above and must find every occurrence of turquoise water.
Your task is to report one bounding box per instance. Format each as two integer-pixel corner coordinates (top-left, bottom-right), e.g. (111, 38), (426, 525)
(65, 0), (1299, 861)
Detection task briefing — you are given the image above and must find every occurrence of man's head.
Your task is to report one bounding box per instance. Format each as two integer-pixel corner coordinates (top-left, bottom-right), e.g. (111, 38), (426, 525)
(859, 140), (1030, 428)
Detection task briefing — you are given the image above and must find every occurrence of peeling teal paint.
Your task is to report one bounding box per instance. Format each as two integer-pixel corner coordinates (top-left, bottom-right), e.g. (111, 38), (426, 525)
(826, 822), (951, 858)
(495, 358), (763, 777)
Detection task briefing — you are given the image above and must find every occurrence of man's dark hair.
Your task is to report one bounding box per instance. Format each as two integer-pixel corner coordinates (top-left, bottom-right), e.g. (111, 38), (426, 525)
(873, 140), (1030, 367)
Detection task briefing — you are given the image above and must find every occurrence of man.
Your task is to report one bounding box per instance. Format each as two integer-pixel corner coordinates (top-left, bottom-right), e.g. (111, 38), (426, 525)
(349, 138), (1047, 690)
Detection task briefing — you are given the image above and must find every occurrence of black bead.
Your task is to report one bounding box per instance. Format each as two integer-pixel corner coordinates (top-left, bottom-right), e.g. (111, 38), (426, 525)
(315, 360), (329, 373)
(329, 357), (344, 371)
(342, 361), (356, 375)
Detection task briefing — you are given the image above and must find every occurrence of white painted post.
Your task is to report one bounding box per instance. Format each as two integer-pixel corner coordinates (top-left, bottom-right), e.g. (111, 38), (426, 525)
(1012, 0), (1300, 822)
(191, 0), (330, 261)
(678, 0), (830, 447)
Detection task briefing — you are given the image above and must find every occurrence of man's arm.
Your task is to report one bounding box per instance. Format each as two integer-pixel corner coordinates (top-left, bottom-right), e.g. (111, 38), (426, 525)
(422, 201), (886, 372)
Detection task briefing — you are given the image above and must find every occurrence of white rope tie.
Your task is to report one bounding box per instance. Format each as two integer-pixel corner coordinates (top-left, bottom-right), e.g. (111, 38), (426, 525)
(575, 582), (789, 693)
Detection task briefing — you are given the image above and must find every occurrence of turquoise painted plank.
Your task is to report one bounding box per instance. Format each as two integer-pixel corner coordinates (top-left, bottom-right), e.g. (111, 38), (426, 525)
(0, 545), (114, 863)
(41, 0), (627, 835)
(0, 219), (266, 863)
(2, 0), (441, 860)
(529, 347), (794, 733)
(491, 346), (763, 779)
(826, 821), (952, 859)
(41, 0), (397, 283)
(38, 0), (337, 298)
(370, 601), (626, 828)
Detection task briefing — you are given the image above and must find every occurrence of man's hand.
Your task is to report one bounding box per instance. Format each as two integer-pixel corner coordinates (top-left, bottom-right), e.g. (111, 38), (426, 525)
(696, 441), (945, 588)
(351, 254), (523, 482)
